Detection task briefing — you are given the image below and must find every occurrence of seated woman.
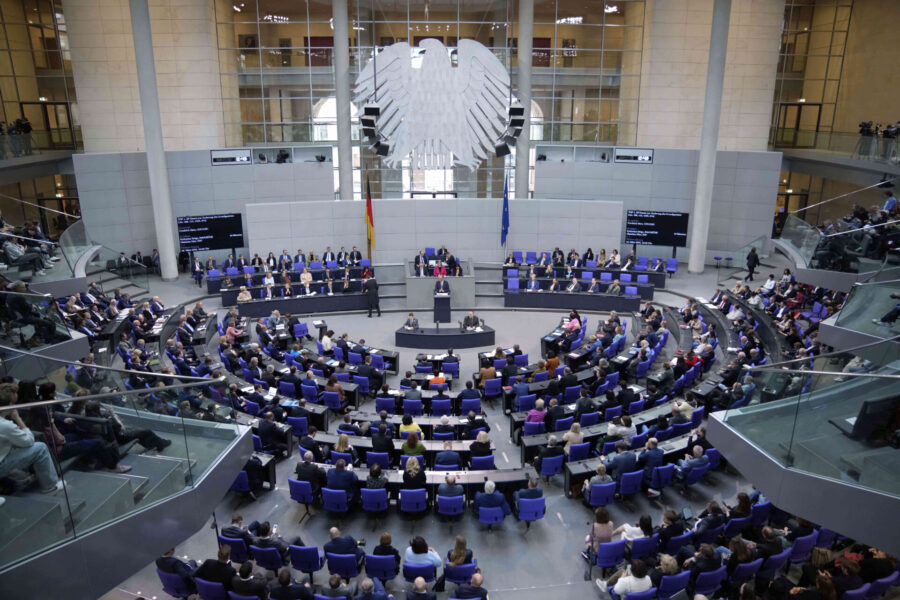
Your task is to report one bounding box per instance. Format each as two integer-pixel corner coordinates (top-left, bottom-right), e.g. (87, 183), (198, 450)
(469, 430), (492, 457)
(333, 433), (358, 465)
(526, 399), (546, 423)
(373, 532), (401, 567)
(366, 463), (388, 489)
(324, 374), (344, 403)
(401, 431), (426, 456)
(404, 536), (442, 567)
(399, 414), (422, 438)
(281, 284), (293, 297)
(562, 422), (583, 455)
(581, 463), (613, 498)
(503, 253), (517, 266)
(361, 265), (373, 279)
(612, 514), (654, 545)
(402, 456), (426, 489)
(236, 286), (252, 303)
(583, 507), (614, 562)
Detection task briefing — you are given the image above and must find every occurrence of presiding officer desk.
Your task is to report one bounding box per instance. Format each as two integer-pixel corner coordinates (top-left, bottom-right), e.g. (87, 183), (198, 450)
(208, 264), (372, 294)
(506, 289), (641, 313)
(563, 432), (692, 497)
(395, 326), (496, 350)
(308, 463), (536, 504)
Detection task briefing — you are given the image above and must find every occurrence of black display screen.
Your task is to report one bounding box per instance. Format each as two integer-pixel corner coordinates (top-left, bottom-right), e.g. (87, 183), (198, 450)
(625, 210), (690, 247)
(177, 213), (244, 252)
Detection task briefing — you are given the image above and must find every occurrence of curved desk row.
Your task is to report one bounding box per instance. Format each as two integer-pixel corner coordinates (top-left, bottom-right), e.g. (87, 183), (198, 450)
(206, 266), (371, 294)
(504, 291), (641, 313)
(506, 265), (667, 288)
(395, 326), (496, 349)
(504, 276), (655, 300)
(233, 293), (369, 318)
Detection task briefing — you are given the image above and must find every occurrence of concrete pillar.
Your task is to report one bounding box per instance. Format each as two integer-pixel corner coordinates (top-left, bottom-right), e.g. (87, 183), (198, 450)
(129, 0), (177, 281)
(514, 0), (533, 200)
(688, 0), (731, 273)
(332, 0), (354, 201)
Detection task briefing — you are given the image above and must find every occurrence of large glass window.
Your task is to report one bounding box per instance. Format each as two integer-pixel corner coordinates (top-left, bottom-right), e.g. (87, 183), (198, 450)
(214, 0), (644, 198)
(0, 0), (78, 151)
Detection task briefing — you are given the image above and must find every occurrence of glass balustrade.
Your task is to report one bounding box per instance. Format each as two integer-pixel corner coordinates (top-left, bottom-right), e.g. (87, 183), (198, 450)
(834, 279), (900, 338)
(0, 349), (241, 571)
(771, 128), (900, 164)
(777, 215), (821, 267)
(720, 339), (900, 499)
(0, 289), (72, 350)
(717, 235), (769, 283)
(57, 219), (151, 293)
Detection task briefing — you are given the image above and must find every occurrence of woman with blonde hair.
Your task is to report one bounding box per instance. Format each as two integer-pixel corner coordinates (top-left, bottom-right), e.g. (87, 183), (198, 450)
(402, 454), (426, 489)
(562, 422), (583, 455)
(236, 286), (251, 302)
(333, 433), (357, 464)
(649, 554), (679, 587)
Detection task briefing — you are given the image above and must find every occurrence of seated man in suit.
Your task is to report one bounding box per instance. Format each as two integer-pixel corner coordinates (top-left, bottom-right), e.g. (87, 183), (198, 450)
(587, 277), (602, 293)
(156, 548), (198, 592)
(526, 273), (541, 291)
(637, 437), (665, 490)
(257, 412), (289, 459)
(532, 435), (565, 472)
(403, 313), (419, 330)
(319, 573), (358, 599)
(294, 450), (326, 494)
(434, 275), (450, 294)
(231, 561), (269, 599)
(675, 445), (710, 480)
(513, 476), (543, 514)
(473, 479), (511, 517)
(299, 427), (326, 463)
(323, 526), (365, 570)
(602, 440), (637, 483)
(607, 279), (622, 295)
(462, 311), (480, 329)
(336, 414), (364, 437)
(566, 276), (581, 293)
(371, 423), (395, 454)
(326, 459), (360, 505)
(463, 410), (490, 439)
(433, 415), (456, 438)
(269, 568), (313, 600)
(437, 473), (464, 498)
(434, 440), (462, 469)
(193, 545), (236, 591)
(220, 513), (257, 548)
(512, 375), (530, 403)
(408, 576), (437, 600)
(252, 520), (303, 564)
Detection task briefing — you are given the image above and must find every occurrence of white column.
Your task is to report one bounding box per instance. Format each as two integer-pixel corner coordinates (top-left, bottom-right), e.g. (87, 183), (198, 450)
(332, 0), (354, 201)
(129, 0), (177, 280)
(688, 0), (731, 273)
(514, 0), (533, 200)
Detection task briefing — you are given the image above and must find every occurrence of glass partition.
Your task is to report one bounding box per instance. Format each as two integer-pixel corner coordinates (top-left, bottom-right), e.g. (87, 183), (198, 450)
(0, 348), (240, 571)
(777, 214), (821, 267)
(718, 235), (770, 284)
(57, 218), (92, 269)
(83, 246), (149, 296)
(0, 289), (71, 350)
(770, 129), (900, 164)
(834, 279), (900, 338)
(721, 339), (900, 499)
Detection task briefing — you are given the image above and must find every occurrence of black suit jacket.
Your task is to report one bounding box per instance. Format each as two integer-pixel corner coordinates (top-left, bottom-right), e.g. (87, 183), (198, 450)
(434, 280), (449, 293)
(371, 434), (394, 453)
(194, 559), (236, 589)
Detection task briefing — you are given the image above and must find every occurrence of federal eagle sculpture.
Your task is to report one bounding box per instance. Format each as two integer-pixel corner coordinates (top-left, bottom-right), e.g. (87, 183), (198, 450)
(354, 38), (513, 171)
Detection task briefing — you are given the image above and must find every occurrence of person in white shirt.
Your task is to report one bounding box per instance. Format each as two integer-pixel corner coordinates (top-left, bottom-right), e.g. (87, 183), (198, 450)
(612, 514), (654, 544)
(600, 559), (653, 595)
(0, 383), (63, 498)
(321, 330), (335, 352)
(760, 274), (777, 294)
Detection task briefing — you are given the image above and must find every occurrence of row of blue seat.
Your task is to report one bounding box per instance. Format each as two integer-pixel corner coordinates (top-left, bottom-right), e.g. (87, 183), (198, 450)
(208, 260), (372, 278)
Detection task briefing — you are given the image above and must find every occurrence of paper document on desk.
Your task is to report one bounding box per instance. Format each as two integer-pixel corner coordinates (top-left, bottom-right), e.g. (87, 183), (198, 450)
(474, 327), (483, 332)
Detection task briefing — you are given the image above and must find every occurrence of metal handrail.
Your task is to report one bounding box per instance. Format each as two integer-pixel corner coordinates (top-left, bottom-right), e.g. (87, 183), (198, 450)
(824, 218), (900, 238)
(789, 177), (898, 215)
(743, 333), (900, 371)
(0, 191), (80, 218)
(0, 231), (59, 246)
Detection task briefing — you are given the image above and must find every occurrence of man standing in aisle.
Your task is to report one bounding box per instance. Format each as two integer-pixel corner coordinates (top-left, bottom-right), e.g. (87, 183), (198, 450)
(363, 274), (380, 318)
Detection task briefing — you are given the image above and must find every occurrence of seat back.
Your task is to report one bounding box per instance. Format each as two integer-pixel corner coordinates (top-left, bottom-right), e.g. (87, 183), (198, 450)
(288, 478), (314, 504)
(532, 370), (549, 382)
(515, 393), (537, 412)
(627, 399), (645, 415)
(157, 569), (192, 598)
(431, 398), (452, 416)
(789, 532), (818, 564)
(518, 497), (545, 522)
(658, 571), (691, 600)
(622, 588), (658, 600)
(625, 286), (638, 296)
(514, 353), (529, 367)
(399, 455), (424, 470)
(195, 578), (228, 600)
(539, 454), (564, 477)
(403, 398), (423, 416)
(730, 558), (763, 584)
(477, 505), (505, 524)
(579, 411), (600, 426)
(620, 273), (633, 282)
(604, 405), (622, 421)
(751, 501), (772, 527)
(364, 553), (398, 582)
(630, 534), (659, 561)
(523, 421), (545, 436)
(326, 553), (359, 579)
(723, 516), (752, 539)
(865, 572), (899, 600)
(694, 566), (727, 597)
(360, 488), (389, 512)
(402, 562), (436, 583)
(231, 470), (250, 492)
(683, 464), (709, 486)
(433, 431), (454, 441)
(400, 488), (428, 512)
(249, 545), (284, 571)
(594, 540), (626, 568)
(649, 464), (675, 490)
(816, 527), (837, 549)
(665, 532), (693, 555)
(437, 495), (465, 516)
(460, 398), (481, 415)
(218, 536), (250, 563)
(554, 415), (574, 432)
(589, 482), (617, 507)
(322, 488), (349, 513)
(568, 442), (590, 462)
(375, 397), (395, 414)
(507, 278), (520, 290)
(329, 451), (353, 465)
(471, 455), (495, 470)
(630, 431), (649, 450)
(322, 391), (342, 410)
(843, 584), (871, 600)
(366, 452), (391, 469)
(484, 377), (502, 396)
(619, 470), (643, 496)
(444, 561), (478, 586)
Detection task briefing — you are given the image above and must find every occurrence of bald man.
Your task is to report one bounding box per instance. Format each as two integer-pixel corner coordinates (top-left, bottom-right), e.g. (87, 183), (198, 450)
(407, 576), (436, 600)
(323, 526), (365, 569)
(454, 572), (488, 599)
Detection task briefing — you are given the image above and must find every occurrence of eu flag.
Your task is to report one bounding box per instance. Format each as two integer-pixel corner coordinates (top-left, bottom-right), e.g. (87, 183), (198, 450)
(501, 174), (509, 247)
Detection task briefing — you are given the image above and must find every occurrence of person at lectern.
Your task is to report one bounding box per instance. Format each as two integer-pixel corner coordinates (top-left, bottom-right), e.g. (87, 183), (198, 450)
(404, 313), (419, 330)
(463, 311), (480, 330)
(434, 275), (450, 294)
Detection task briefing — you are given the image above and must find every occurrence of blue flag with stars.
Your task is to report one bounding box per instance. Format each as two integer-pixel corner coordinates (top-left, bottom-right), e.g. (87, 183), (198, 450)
(501, 174), (509, 247)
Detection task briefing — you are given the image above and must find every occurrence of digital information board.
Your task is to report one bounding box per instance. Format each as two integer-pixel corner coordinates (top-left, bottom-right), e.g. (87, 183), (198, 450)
(625, 210), (689, 247)
(177, 213), (244, 252)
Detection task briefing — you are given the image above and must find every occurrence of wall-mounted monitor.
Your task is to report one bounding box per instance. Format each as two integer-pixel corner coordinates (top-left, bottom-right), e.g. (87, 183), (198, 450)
(177, 213), (244, 252)
(625, 210), (689, 247)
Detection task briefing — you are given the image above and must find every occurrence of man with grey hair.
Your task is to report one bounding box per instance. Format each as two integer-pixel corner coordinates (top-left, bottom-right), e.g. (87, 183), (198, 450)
(473, 478), (510, 517)
(294, 450), (324, 494)
(355, 577), (392, 600)
(532, 434), (564, 472)
(437, 473), (463, 498)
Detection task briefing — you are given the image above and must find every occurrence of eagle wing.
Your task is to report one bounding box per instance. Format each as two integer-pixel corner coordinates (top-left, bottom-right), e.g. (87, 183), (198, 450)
(451, 39), (512, 169)
(353, 43), (413, 165)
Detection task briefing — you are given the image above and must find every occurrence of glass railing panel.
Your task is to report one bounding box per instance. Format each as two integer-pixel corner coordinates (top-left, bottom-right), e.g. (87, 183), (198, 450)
(58, 219), (92, 269)
(834, 279), (900, 338)
(0, 289), (72, 350)
(83, 246), (149, 294)
(717, 235), (769, 283)
(722, 339), (900, 499)
(770, 128), (900, 163)
(0, 346), (240, 569)
(0, 402), (78, 569)
(778, 214), (821, 267)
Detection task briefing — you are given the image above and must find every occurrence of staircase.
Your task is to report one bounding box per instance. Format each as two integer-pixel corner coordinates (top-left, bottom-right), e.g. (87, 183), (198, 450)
(374, 263), (408, 311)
(474, 263), (504, 308)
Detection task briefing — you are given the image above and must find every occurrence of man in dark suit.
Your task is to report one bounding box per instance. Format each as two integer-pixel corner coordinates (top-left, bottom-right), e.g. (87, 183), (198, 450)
(454, 573), (489, 600)
(433, 415), (455, 438)
(434, 274), (450, 294)
(434, 440), (462, 468)
(269, 568), (313, 600)
(231, 561), (269, 599)
(322, 247), (335, 262)
(637, 437), (665, 487)
(348, 246), (362, 265)
(194, 545), (236, 590)
(221, 513), (256, 548)
(462, 311), (479, 329)
(257, 412), (288, 458)
(156, 548), (197, 592)
(473, 480), (511, 516)
(560, 367), (578, 389)
(323, 526), (365, 569)
(325, 459), (359, 504)
(252, 521), (303, 563)
(299, 427), (326, 463)
(543, 398), (566, 431)
(371, 423), (394, 454)
(463, 410), (490, 439)
(337, 414), (363, 437)
(294, 450), (325, 494)
(363, 275), (380, 317)
(602, 440), (637, 482)
(512, 375), (530, 401)
(532, 435), (565, 472)
(407, 576), (437, 600)
(457, 380), (481, 401)
(294, 250), (306, 265)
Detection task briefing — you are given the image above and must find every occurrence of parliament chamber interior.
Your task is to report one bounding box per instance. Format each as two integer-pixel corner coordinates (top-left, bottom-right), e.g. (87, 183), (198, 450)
(0, 0), (898, 599)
